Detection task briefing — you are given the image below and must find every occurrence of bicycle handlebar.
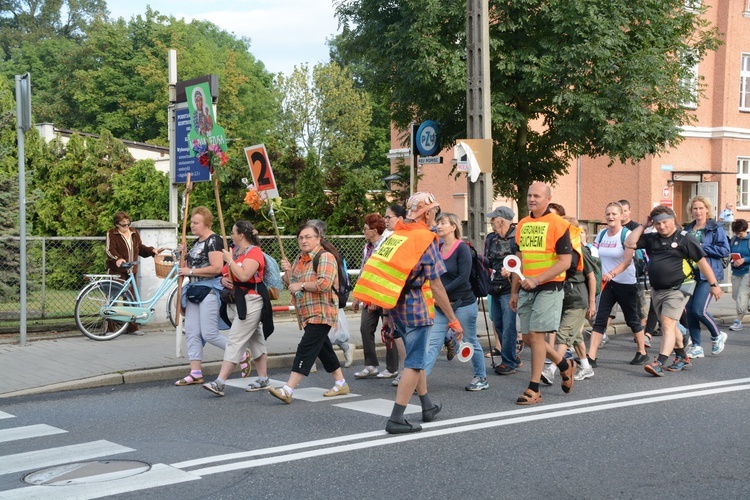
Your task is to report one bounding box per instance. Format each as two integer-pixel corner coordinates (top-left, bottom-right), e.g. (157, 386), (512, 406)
(119, 261), (138, 269)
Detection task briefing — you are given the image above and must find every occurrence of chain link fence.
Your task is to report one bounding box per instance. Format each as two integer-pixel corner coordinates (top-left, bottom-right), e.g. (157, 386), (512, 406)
(0, 234), (365, 329)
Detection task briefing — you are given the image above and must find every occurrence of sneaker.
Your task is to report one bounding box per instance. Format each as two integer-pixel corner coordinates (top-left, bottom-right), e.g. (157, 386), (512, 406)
(600, 333), (610, 348)
(245, 378), (271, 392)
(643, 335), (652, 349)
(343, 345), (355, 368)
(494, 363), (517, 375)
(310, 362), (318, 373)
(644, 360), (664, 377)
(541, 364), (556, 386)
(323, 383), (350, 397)
(465, 377), (489, 391)
(202, 380), (225, 397)
(629, 352), (649, 365)
(516, 339), (524, 355)
(712, 331), (728, 355)
(564, 348), (574, 360)
(445, 340), (456, 361)
(376, 369), (398, 379)
(729, 320), (743, 331)
(354, 366), (379, 378)
(666, 356), (692, 372)
(269, 386), (293, 404)
(687, 345), (705, 359)
(392, 373), (401, 386)
(573, 365), (594, 381)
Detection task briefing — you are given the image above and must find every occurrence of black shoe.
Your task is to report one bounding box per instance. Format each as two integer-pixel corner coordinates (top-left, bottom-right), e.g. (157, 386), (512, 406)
(629, 352), (649, 365)
(494, 364), (517, 375)
(587, 356), (598, 368)
(386, 419), (422, 434)
(422, 403), (442, 422)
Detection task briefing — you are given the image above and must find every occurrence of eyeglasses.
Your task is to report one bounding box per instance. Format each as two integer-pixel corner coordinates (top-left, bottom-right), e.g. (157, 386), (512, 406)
(297, 234), (318, 241)
(118, 223), (130, 227)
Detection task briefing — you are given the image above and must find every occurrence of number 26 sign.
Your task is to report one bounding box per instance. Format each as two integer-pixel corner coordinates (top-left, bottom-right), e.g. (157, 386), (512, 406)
(244, 144), (279, 199)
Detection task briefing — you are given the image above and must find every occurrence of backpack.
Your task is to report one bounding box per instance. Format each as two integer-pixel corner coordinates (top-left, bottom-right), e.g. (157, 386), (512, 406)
(465, 241), (491, 298)
(313, 242), (352, 309)
(262, 252), (282, 300)
(582, 244), (602, 296)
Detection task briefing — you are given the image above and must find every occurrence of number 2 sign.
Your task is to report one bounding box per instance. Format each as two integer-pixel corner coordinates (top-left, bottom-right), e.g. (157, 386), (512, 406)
(244, 144), (279, 199)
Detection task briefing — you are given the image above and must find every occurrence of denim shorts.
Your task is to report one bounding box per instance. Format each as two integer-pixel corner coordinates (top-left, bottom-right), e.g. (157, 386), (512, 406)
(401, 324), (430, 370)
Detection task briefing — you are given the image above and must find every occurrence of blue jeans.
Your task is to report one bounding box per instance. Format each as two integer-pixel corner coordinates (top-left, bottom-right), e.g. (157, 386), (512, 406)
(686, 280), (720, 347)
(425, 300), (485, 378)
(489, 293), (518, 368)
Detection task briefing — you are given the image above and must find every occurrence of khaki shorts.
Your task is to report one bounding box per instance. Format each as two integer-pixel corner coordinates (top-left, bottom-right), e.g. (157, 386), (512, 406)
(556, 308), (586, 347)
(650, 288), (690, 322)
(224, 294), (267, 363)
(518, 289), (564, 334)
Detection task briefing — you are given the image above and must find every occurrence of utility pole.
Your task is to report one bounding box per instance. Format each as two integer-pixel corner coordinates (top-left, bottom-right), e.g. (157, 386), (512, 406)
(466, 0), (493, 249)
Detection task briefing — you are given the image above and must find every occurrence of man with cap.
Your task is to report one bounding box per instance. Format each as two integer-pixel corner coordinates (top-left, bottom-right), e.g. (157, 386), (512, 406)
(484, 206), (520, 375)
(510, 182), (577, 405)
(625, 205), (721, 376)
(354, 191), (464, 433)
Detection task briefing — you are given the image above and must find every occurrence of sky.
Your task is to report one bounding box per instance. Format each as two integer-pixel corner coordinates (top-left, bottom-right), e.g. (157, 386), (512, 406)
(105, 0), (341, 76)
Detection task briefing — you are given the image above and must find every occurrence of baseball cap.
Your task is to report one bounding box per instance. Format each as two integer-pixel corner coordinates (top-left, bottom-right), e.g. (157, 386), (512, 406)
(406, 191), (440, 219)
(485, 206), (515, 221)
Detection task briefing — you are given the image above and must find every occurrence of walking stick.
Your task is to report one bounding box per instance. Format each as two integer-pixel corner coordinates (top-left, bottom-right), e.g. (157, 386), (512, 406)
(175, 174), (193, 357)
(479, 296), (496, 368)
(270, 205), (303, 330)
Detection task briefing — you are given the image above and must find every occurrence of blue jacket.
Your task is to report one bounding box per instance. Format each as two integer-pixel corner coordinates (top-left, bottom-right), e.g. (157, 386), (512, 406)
(687, 219), (730, 281)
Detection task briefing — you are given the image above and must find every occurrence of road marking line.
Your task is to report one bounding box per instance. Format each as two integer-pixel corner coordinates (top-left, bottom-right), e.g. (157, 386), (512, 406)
(0, 411), (14, 420)
(0, 464), (199, 500)
(187, 382), (750, 475)
(332, 398), (421, 416)
(0, 424), (67, 444)
(0, 440), (134, 476)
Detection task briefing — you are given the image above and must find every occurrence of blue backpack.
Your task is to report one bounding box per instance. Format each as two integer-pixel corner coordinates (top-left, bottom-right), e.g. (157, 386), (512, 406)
(262, 252), (282, 300)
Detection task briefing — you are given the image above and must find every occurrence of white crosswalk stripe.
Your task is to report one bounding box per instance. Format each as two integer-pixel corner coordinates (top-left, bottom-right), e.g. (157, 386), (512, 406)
(0, 424), (66, 444)
(0, 411), (14, 420)
(0, 440), (134, 476)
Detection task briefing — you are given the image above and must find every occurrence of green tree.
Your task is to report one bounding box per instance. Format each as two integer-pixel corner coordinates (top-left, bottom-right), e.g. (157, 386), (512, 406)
(335, 0), (722, 213)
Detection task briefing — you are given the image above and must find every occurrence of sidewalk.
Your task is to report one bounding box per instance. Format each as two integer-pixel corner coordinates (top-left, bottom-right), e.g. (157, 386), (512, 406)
(0, 293), (741, 398)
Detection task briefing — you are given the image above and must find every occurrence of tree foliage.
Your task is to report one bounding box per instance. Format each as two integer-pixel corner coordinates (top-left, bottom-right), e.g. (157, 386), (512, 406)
(335, 0), (722, 212)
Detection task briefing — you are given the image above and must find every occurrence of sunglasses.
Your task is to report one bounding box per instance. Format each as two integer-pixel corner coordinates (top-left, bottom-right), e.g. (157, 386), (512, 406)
(118, 223), (131, 227)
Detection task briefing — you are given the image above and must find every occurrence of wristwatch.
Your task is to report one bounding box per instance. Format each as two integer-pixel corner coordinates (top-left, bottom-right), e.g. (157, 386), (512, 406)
(710, 282), (719, 287)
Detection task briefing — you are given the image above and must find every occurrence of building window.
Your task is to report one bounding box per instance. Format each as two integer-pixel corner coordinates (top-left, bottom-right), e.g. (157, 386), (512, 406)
(685, 0), (701, 10)
(681, 50), (699, 109)
(742, 54), (750, 111)
(739, 157), (750, 209)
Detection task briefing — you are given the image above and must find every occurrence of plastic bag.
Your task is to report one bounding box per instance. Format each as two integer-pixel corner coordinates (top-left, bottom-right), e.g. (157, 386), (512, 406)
(328, 309), (350, 344)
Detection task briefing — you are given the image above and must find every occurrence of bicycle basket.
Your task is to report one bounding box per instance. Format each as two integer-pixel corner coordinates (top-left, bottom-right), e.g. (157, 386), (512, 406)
(154, 253), (174, 279)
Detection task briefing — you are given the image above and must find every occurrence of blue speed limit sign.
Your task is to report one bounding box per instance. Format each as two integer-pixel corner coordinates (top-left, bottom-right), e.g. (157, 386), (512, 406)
(416, 120), (439, 156)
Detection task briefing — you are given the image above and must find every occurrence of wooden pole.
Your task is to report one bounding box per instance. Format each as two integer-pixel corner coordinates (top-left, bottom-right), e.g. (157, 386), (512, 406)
(270, 207), (303, 330)
(212, 174), (234, 281)
(175, 174), (193, 357)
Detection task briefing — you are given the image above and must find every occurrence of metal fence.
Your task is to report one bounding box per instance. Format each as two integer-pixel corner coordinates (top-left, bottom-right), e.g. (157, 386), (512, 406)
(0, 234), (366, 328)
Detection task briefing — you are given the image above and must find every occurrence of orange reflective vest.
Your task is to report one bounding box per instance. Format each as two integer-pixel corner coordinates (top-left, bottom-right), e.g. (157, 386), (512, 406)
(353, 220), (437, 311)
(569, 225), (585, 273)
(515, 212), (570, 284)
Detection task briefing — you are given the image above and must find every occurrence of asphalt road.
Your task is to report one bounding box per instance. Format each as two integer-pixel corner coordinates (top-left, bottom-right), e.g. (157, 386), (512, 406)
(2, 333), (749, 499)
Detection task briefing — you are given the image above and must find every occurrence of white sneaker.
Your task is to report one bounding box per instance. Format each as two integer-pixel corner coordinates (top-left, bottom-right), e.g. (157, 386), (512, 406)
(541, 364), (556, 385)
(729, 320), (743, 331)
(687, 345), (705, 358)
(712, 331), (728, 355)
(343, 345), (355, 368)
(573, 366), (594, 381)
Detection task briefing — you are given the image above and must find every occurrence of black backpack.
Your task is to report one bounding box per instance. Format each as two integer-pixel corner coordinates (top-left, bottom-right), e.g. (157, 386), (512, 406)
(312, 241), (352, 309)
(465, 241), (491, 298)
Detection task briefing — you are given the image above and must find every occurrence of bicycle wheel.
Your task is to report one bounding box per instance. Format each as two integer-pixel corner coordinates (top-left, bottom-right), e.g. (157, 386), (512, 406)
(75, 280), (134, 341)
(166, 285), (182, 329)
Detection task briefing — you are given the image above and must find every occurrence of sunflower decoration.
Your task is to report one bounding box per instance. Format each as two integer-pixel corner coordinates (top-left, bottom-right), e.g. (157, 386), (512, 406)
(242, 178), (287, 218)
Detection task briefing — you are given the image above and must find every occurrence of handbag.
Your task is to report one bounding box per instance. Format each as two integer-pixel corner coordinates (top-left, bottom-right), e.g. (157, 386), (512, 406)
(186, 285), (212, 303)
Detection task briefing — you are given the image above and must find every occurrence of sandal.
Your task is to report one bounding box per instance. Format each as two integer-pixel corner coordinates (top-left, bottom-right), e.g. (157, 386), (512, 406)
(240, 349), (253, 378)
(484, 348), (501, 358)
(560, 359), (577, 394)
(175, 374), (204, 386)
(516, 389), (542, 405)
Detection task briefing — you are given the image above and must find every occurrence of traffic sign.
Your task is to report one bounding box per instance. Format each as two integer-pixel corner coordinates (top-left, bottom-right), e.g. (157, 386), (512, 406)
(662, 186), (671, 199)
(244, 144), (279, 199)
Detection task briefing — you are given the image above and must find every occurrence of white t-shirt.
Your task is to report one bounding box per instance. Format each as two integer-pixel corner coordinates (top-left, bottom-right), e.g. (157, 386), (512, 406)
(597, 228), (636, 284)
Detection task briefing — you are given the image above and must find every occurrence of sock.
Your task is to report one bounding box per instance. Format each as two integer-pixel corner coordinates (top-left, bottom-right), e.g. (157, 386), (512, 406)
(556, 359), (569, 372)
(579, 358), (591, 370)
(657, 354), (669, 365)
(419, 393), (434, 410)
(390, 403), (407, 423)
(190, 370), (202, 378)
(216, 377), (225, 386)
(257, 376), (268, 382)
(283, 384), (294, 396)
(335, 378), (346, 387)
(528, 381), (540, 393)
(675, 348), (686, 359)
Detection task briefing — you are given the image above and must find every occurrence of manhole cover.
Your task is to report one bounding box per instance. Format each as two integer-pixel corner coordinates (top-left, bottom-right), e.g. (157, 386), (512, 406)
(24, 460), (151, 485)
